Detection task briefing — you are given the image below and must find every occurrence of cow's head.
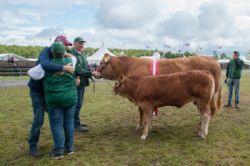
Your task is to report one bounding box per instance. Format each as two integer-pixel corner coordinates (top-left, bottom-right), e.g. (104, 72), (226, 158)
(96, 53), (116, 80)
(113, 75), (126, 95)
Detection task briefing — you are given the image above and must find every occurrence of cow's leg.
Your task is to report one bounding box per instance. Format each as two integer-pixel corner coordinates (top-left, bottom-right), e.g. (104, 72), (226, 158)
(198, 105), (211, 139)
(200, 112), (211, 138)
(196, 100), (202, 132)
(136, 107), (144, 130)
(149, 110), (153, 131)
(204, 112), (211, 136)
(141, 106), (152, 140)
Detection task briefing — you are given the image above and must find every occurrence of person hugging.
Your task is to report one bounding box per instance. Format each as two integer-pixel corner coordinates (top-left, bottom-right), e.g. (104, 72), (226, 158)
(43, 42), (77, 159)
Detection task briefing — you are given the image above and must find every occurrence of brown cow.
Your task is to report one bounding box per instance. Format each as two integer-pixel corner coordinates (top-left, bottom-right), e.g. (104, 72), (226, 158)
(113, 70), (216, 140)
(97, 54), (222, 128)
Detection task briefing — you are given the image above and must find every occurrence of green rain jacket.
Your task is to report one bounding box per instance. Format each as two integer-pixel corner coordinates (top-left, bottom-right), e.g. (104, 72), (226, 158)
(43, 57), (77, 108)
(226, 58), (244, 79)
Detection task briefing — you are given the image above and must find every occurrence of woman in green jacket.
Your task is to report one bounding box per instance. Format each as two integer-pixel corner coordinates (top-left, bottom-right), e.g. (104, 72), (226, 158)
(43, 42), (77, 159)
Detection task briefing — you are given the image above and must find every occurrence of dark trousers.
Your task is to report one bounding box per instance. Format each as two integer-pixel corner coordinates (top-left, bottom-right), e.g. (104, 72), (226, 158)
(28, 90), (46, 150)
(74, 87), (85, 128)
(227, 78), (240, 105)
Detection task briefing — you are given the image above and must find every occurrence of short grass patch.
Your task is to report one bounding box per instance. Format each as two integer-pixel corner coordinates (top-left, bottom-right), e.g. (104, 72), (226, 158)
(0, 76), (29, 80)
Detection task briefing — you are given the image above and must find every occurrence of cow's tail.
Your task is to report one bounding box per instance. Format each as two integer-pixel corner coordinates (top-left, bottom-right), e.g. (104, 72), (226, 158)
(216, 85), (223, 112)
(209, 77), (216, 116)
(210, 84), (222, 116)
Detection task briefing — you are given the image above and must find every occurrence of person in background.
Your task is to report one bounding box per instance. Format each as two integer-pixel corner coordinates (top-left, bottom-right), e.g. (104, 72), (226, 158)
(27, 35), (73, 157)
(72, 36), (100, 132)
(224, 51), (244, 109)
(10, 56), (14, 63)
(44, 42), (77, 159)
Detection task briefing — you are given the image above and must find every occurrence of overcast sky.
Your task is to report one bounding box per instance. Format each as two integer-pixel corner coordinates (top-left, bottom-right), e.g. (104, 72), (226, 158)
(0, 0), (250, 54)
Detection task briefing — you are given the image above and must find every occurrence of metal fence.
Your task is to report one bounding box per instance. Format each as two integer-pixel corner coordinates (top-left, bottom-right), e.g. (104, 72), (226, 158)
(220, 63), (249, 70)
(0, 60), (249, 76)
(0, 61), (36, 76)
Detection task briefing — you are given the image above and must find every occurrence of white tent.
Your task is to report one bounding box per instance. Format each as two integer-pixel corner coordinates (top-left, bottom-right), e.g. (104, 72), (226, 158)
(0, 53), (37, 61)
(239, 55), (250, 64)
(218, 55), (250, 65)
(87, 42), (116, 65)
(140, 51), (161, 60)
(152, 51), (161, 59)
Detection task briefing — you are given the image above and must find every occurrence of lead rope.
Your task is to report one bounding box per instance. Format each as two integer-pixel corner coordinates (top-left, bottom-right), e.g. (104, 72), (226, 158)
(90, 77), (95, 93)
(105, 79), (114, 89)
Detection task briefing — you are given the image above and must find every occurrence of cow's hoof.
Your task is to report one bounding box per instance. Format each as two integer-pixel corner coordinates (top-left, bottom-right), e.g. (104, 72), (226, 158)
(140, 135), (147, 140)
(198, 132), (206, 139)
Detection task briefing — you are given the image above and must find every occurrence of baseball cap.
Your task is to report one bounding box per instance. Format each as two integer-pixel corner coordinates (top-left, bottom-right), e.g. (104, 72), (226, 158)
(51, 42), (65, 57)
(54, 35), (72, 46)
(74, 36), (86, 43)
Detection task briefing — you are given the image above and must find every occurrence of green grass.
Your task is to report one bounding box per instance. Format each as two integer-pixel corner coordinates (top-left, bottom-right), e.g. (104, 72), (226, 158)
(0, 76), (29, 80)
(0, 73), (250, 165)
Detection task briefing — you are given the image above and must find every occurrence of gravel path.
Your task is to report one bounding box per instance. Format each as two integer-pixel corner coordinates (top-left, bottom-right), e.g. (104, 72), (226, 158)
(0, 79), (29, 88)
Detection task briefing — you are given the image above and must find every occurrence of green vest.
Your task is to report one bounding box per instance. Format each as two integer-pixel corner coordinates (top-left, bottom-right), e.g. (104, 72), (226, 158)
(44, 57), (77, 108)
(72, 49), (92, 87)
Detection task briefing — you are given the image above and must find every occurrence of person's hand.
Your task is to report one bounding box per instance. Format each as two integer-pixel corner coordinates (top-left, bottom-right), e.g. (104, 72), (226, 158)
(63, 64), (74, 73)
(76, 76), (80, 86)
(92, 71), (101, 78)
(224, 78), (228, 84)
(92, 71), (97, 76)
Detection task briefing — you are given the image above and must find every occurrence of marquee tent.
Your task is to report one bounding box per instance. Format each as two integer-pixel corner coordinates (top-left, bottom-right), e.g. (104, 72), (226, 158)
(87, 42), (116, 65)
(0, 53), (37, 61)
(140, 51), (161, 60)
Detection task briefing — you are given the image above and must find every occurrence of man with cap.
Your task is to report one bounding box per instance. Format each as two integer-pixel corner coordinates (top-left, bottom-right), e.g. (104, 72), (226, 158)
(54, 35), (73, 53)
(72, 36), (99, 132)
(224, 51), (244, 109)
(27, 35), (74, 157)
(44, 42), (77, 159)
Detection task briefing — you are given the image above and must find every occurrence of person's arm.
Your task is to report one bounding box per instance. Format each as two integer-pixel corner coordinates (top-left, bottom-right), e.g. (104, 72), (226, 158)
(75, 63), (92, 77)
(39, 47), (63, 72)
(226, 62), (229, 78)
(74, 55), (92, 77)
(235, 59), (244, 69)
(75, 66), (101, 78)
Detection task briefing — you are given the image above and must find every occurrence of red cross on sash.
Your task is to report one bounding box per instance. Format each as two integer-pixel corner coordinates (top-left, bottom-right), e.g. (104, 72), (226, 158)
(150, 59), (159, 115)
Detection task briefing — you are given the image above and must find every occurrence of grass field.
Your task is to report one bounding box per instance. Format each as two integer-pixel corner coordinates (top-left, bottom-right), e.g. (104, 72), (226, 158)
(0, 72), (250, 165)
(0, 76), (29, 80)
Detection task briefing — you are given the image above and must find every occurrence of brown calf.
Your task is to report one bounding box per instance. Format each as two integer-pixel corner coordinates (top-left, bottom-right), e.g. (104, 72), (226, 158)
(113, 70), (216, 140)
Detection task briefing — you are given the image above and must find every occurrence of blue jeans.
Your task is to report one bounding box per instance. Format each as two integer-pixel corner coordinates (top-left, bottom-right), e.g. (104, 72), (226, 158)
(74, 87), (85, 128)
(48, 105), (75, 154)
(227, 78), (240, 105)
(28, 90), (46, 150)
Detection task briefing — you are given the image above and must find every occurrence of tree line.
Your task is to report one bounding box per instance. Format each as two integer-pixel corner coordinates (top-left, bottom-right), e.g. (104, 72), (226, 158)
(0, 44), (198, 59)
(0, 45), (44, 58)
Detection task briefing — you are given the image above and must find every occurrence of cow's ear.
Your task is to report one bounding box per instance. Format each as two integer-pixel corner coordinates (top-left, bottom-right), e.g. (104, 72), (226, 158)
(104, 53), (111, 64)
(120, 75), (126, 83)
(118, 75), (124, 83)
(119, 75), (123, 81)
